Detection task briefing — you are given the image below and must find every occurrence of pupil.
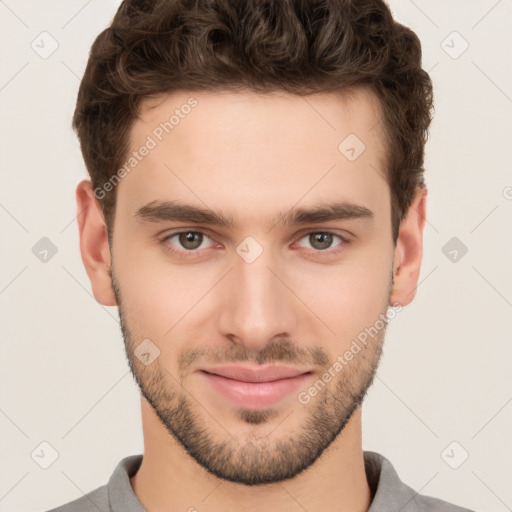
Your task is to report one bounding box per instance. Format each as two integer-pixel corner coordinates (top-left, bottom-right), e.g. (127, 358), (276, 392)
(180, 232), (201, 249)
(312, 233), (332, 250)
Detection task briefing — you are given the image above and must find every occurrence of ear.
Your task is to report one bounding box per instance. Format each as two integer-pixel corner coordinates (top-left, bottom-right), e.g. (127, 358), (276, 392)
(76, 179), (117, 306)
(389, 186), (428, 307)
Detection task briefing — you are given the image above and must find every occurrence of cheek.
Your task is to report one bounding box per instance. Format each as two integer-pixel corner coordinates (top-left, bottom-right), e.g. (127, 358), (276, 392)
(112, 235), (198, 338)
(118, 267), (202, 339)
(298, 242), (393, 340)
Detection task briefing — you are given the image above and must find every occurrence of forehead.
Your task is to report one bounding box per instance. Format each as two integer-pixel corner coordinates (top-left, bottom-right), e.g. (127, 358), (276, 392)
(135, 87), (385, 155)
(118, 88), (389, 227)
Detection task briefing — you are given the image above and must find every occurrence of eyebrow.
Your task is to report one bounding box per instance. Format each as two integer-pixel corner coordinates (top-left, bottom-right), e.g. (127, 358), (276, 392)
(134, 199), (374, 229)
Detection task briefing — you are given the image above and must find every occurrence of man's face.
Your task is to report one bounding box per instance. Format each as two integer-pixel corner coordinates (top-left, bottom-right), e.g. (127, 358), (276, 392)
(109, 88), (397, 485)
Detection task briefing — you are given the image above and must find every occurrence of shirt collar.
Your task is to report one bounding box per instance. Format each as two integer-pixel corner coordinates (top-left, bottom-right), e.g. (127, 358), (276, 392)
(108, 451), (419, 512)
(108, 454), (145, 512)
(365, 450), (420, 512)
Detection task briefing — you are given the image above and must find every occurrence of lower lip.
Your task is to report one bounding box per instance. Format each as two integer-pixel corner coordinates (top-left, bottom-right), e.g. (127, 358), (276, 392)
(200, 371), (313, 409)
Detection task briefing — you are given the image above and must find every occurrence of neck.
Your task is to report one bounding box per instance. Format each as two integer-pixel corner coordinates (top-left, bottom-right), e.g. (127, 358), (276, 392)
(130, 398), (372, 512)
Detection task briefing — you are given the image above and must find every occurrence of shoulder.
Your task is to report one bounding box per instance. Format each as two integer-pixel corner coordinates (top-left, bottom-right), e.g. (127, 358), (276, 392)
(42, 484), (109, 512)
(41, 454), (143, 512)
(364, 451), (478, 512)
(412, 492), (478, 512)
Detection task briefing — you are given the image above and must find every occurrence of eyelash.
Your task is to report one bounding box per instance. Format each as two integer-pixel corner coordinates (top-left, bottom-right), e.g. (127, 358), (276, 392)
(158, 230), (350, 259)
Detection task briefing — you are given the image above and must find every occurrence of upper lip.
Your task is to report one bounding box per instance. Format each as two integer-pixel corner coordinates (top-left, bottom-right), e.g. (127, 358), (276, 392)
(200, 365), (312, 383)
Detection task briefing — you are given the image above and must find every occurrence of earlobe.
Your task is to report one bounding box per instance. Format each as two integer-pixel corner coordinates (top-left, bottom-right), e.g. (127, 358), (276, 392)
(389, 186), (428, 307)
(76, 179), (117, 306)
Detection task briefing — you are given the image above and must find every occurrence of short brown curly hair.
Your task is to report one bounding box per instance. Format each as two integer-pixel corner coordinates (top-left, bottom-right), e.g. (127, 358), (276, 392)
(73, 0), (434, 244)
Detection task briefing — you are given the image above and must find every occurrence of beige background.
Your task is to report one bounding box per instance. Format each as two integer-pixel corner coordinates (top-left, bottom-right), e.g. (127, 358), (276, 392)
(0, 1), (511, 511)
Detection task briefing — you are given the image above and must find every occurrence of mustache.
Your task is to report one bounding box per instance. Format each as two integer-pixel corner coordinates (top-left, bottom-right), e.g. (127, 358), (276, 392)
(178, 338), (330, 373)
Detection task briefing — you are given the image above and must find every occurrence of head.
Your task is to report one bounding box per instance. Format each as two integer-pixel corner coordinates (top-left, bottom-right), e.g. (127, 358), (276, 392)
(75, 0), (433, 486)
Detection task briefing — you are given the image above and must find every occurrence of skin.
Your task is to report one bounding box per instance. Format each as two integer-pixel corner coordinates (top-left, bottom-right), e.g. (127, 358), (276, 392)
(76, 87), (427, 512)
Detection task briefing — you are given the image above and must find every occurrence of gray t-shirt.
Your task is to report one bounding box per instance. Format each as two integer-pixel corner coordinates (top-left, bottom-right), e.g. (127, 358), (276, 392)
(45, 451), (476, 512)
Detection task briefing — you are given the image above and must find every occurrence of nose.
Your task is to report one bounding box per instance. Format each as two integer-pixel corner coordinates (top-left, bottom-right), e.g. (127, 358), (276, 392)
(217, 246), (298, 352)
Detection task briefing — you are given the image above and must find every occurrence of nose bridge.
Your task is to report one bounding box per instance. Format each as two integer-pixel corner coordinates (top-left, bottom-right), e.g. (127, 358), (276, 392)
(218, 244), (296, 349)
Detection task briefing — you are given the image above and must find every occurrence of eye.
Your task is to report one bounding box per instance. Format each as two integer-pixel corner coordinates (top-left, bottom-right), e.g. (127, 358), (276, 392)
(159, 229), (350, 259)
(295, 231), (347, 253)
(161, 231), (216, 254)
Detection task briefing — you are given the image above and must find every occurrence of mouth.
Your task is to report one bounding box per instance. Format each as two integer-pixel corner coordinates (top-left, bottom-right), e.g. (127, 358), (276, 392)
(197, 365), (314, 409)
